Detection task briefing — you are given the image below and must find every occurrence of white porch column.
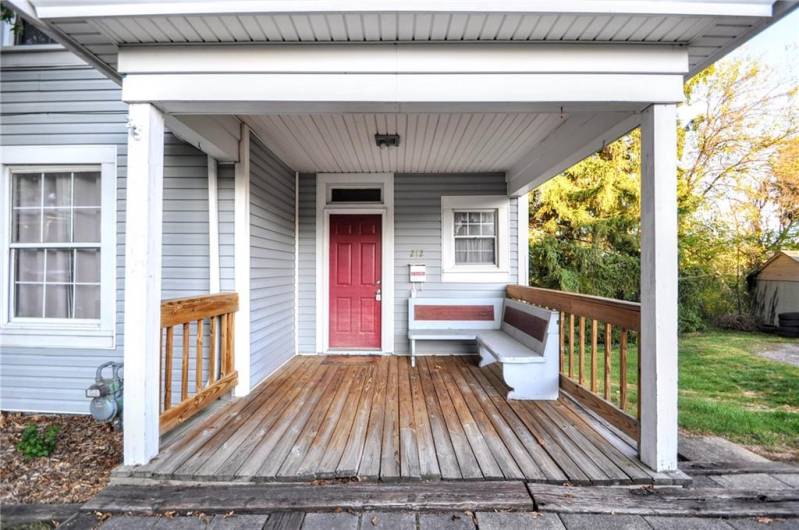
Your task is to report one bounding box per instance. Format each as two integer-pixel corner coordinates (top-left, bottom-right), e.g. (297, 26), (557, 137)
(233, 125), (251, 396)
(122, 103), (164, 465)
(639, 103), (679, 472)
(517, 193), (530, 286)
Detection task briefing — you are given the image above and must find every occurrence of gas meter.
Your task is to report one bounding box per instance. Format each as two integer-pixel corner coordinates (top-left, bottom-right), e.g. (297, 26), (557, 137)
(86, 361), (124, 428)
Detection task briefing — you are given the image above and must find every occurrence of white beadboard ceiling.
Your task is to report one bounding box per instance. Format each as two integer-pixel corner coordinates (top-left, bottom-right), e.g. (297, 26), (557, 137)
(39, 4), (796, 77)
(242, 112), (566, 173)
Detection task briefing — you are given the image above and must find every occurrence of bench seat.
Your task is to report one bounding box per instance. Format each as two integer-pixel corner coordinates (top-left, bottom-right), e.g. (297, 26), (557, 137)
(407, 296), (559, 400)
(476, 331), (544, 364)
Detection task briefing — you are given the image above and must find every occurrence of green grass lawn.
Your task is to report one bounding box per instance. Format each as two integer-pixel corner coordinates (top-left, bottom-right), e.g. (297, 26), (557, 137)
(678, 331), (799, 461)
(567, 328), (798, 460)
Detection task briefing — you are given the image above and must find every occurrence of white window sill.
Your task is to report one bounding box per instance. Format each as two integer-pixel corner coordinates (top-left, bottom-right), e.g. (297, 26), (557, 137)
(0, 325), (115, 349)
(441, 269), (510, 283)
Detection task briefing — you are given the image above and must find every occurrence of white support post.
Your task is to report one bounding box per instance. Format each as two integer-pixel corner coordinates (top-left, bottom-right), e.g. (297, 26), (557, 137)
(122, 103), (164, 465)
(517, 193), (530, 286)
(639, 103), (679, 472)
(207, 155), (220, 294)
(233, 125), (251, 396)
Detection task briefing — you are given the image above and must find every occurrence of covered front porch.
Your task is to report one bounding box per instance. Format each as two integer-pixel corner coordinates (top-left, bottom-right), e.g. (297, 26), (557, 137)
(116, 40), (682, 477)
(122, 353), (685, 485)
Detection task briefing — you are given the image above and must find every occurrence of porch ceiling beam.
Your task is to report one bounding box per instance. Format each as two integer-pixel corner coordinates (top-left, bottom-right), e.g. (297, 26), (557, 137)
(34, 1), (775, 19)
(163, 114), (242, 163)
(118, 43), (689, 76)
(506, 112), (641, 197)
(122, 73), (685, 108)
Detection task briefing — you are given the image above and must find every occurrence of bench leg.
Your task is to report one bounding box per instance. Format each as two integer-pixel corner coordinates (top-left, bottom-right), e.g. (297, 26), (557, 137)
(502, 363), (559, 401)
(411, 339), (416, 368)
(478, 345), (496, 368)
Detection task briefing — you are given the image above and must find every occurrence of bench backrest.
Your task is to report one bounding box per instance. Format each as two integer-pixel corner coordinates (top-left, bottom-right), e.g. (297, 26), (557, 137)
(408, 298), (503, 330)
(501, 298), (560, 354)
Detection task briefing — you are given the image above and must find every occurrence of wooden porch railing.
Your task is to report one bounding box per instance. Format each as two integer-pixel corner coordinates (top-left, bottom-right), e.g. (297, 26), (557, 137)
(506, 285), (641, 442)
(159, 292), (239, 433)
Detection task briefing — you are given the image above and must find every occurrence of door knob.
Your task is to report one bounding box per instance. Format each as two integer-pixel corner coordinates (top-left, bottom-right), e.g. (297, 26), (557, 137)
(375, 288), (382, 301)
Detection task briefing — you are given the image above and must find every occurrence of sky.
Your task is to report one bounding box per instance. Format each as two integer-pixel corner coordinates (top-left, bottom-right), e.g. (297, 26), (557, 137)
(726, 8), (799, 80)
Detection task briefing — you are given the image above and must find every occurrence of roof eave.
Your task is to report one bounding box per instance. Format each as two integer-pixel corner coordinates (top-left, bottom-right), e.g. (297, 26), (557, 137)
(32, 1), (776, 20)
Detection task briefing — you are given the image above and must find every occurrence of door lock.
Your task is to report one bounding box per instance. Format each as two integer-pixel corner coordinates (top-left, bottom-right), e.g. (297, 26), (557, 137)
(375, 288), (382, 302)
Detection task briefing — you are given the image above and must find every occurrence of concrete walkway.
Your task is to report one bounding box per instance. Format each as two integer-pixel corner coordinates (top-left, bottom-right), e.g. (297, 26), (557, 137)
(60, 510), (799, 529)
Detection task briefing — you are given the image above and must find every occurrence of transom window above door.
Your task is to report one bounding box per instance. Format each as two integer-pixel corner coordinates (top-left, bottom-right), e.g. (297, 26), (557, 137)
(11, 169), (102, 319)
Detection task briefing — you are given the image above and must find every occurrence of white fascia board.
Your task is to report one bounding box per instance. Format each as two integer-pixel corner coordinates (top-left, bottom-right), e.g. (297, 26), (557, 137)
(163, 114), (241, 162)
(122, 73), (685, 106)
(118, 43), (688, 75)
(507, 112), (641, 196)
(34, 1), (774, 19)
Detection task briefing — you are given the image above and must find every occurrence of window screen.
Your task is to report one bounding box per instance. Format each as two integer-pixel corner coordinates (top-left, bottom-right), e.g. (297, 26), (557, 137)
(453, 210), (497, 265)
(10, 170), (101, 319)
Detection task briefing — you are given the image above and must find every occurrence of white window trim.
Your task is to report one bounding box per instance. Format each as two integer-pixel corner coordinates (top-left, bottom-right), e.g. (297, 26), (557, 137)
(441, 195), (510, 283)
(0, 145), (117, 349)
(315, 173), (394, 355)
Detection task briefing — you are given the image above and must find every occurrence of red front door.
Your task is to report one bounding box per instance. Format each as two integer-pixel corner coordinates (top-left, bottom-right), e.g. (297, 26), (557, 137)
(329, 214), (382, 349)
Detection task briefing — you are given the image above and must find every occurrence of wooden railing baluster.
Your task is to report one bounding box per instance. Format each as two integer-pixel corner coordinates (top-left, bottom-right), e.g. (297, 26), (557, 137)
(209, 316), (217, 384)
(196, 319), (204, 392)
(578, 316), (585, 385)
(559, 311), (566, 373)
(604, 323), (612, 401)
(619, 328), (629, 412)
(181, 322), (190, 401)
(591, 319), (598, 393)
(568, 314), (575, 378)
(164, 326), (174, 410)
(636, 334), (642, 420)
(159, 292), (239, 434)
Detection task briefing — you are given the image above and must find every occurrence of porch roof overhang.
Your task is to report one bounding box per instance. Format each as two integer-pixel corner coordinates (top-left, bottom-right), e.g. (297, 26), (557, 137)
(8, 1), (798, 82)
(114, 42), (683, 191)
(7, 0), (796, 193)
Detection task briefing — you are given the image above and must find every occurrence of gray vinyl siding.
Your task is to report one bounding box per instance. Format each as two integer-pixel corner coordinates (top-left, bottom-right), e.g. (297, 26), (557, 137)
(248, 136), (296, 388)
(297, 173), (317, 353)
(394, 173), (517, 354)
(295, 172), (517, 355)
(0, 60), (214, 413)
(218, 164), (235, 292)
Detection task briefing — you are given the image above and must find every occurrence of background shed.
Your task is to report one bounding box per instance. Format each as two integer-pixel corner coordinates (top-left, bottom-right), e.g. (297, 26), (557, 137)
(753, 250), (799, 327)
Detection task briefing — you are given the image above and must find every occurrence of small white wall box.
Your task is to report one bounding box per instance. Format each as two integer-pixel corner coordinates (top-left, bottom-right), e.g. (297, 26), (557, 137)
(410, 264), (427, 283)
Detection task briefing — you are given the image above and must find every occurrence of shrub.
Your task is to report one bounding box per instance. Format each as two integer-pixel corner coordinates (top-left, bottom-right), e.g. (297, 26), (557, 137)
(16, 424), (59, 459)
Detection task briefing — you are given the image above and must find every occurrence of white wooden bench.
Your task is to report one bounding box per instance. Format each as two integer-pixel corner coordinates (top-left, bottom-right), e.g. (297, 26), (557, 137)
(407, 297), (559, 400)
(407, 297), (503, 367)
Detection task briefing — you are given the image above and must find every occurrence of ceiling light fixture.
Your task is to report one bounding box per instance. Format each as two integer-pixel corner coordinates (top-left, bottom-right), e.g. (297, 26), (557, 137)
(375, 133), (400, 149)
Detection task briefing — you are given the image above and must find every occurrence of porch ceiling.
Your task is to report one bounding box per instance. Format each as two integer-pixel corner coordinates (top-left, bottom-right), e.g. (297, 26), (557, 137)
(15, 1), (799, 85)
(242, 111), (567, 174)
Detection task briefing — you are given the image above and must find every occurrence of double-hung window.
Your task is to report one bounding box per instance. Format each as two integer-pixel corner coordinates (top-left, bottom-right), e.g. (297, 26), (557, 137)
(11, 169), (101, 319)
(1, 146), (116, 348)
(441, 196), (510, 283)
(453, 210), (498, 265)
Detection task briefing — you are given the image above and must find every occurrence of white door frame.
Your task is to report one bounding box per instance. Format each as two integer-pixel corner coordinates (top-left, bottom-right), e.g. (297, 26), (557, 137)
(315, 173), (394, 354)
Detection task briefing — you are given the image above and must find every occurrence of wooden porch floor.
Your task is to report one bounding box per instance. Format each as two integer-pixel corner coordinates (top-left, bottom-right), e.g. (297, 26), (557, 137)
(127, 355), (680, 485)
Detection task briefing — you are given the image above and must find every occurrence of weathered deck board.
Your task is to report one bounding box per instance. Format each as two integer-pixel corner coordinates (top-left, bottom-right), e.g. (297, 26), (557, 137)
(85, 482), (535, 513)
(128, 355), (674, 485)
(529, 484), (799, 517)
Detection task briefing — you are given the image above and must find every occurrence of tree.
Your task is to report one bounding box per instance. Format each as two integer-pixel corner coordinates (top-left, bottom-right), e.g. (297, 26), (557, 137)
(529, 56), (798, 331)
